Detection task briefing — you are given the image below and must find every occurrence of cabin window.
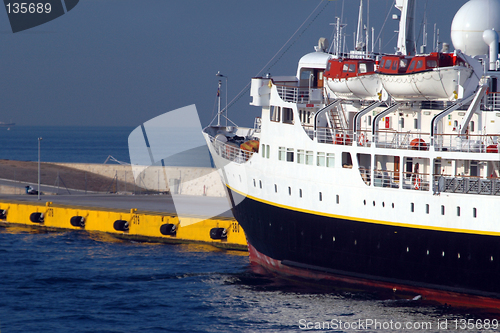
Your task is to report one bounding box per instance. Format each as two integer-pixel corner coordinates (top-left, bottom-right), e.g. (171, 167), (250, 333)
(278, 146), (286, 161)
(384, 59), (392, 69)
(427, 60), (438, 68)
(368, 115), (372, 126)
(426, 204), (429, 214)
(349, 64), (356, 72)
(414, 118), (419, 129)
(286, 148), (294, 162)
(380, 59), (385, 68)
(266, 145), (270, 158)
(416, 60), (423, 69)
(366, 62), (374, 72)
(359, 63), (368, 73)
(299, 189), (303, 198)
(473, 207), (477, 218)
(400, 59), (408, 68)
(409, 60), (416, 71)
(457, 206), (461, 217)
(297, 149), (305, 164)
(336, 195), (340, 204)
(441, 205), (445, 215)
(319, 192), (322, 201)
(305, 150), (313, 165)
(470, 121), (475, 132)
(299, 110), (303, 123)
(411, 203), (414, 212)
(261, 144), (265, 157)
(342, 152), (352, 168)
(392, 60), (398, 70)
(317, 152), (326, 167)
(282, 107), (294, 124)
(275, 184), (278, 193)
(271, 106), (280, 122)
(327, 153), (335, 168)
(343, 64), (349, 72)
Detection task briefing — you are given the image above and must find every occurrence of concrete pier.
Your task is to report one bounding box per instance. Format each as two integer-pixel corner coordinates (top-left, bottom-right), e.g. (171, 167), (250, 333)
(0, 161), (246, 251)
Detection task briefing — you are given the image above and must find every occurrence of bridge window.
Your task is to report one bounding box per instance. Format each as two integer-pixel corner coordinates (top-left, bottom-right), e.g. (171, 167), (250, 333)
(283, 107), (294, 124)
(286, 148), (294, 162)
(271, 106), (280, 122)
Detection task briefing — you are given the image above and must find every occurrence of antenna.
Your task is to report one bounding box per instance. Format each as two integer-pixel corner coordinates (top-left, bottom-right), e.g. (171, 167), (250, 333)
(355, 0), (364, 51)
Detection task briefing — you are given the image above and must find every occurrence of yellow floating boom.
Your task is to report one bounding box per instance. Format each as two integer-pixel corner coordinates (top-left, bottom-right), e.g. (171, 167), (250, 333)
(0, 200), (247, 251)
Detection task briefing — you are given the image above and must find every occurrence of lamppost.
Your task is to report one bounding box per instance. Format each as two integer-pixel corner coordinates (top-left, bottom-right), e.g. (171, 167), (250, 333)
(38, 137), (42, 200)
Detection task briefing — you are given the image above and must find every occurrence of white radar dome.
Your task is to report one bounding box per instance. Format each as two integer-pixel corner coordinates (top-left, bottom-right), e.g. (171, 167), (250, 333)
(451, 0), (500, 56)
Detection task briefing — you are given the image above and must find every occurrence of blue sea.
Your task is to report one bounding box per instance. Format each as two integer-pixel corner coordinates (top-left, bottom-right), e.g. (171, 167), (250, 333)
(0, 126), (498, 332)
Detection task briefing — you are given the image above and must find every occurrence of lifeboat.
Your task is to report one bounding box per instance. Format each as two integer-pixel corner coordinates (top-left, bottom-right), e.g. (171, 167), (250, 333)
(324, 58), (381, 100)
(378, 52), (479, 101)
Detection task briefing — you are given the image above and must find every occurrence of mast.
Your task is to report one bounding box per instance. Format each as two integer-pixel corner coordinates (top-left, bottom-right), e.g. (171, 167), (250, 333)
(355, 0), (365, 51)
(395, 0), (416, 55)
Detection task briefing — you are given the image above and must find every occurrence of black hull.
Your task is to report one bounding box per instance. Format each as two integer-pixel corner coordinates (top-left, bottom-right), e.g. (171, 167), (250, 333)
(227, 186), (500, 299)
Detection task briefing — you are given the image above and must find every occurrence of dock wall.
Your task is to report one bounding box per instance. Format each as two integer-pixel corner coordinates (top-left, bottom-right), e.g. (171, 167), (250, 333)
(50, 163), (226, 197)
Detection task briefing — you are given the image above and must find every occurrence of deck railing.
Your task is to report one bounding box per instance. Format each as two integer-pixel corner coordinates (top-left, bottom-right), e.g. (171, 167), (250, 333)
(276, 85), (310, 103)
(485, 92), (500, 111)
(433, 175), (500, 195)
(208, 135), (255, 164)
(433, 134), (499, 153)
(316, 127), (354, 146)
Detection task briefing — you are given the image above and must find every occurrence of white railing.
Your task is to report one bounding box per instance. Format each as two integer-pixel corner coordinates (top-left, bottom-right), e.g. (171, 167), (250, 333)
(434, 134), (500, 153)
(276, 85), (310, 103)
(374, 131), (431, 150)
(316, 128), (354, 146)
(485, 93), (500, 111)
(208, 135), (255, 164)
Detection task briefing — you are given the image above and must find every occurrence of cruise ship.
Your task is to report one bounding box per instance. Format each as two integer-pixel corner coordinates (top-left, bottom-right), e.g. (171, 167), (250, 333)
(203, 0), (500, 309)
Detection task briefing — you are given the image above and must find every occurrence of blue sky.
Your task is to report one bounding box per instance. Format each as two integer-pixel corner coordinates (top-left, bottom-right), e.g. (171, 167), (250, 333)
(0, 0), (467, 127)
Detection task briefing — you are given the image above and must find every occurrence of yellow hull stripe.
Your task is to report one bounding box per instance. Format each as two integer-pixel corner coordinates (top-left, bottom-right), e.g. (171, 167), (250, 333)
(227, 185), (500, 237)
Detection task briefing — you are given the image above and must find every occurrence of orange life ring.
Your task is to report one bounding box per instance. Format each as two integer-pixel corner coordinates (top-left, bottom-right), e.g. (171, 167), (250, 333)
(358, 133), (366, 146)
(413, 177), (421, 190)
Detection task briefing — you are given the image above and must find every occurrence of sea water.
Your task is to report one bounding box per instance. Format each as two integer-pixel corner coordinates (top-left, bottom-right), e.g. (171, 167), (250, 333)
(0, 127), (498, 332)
